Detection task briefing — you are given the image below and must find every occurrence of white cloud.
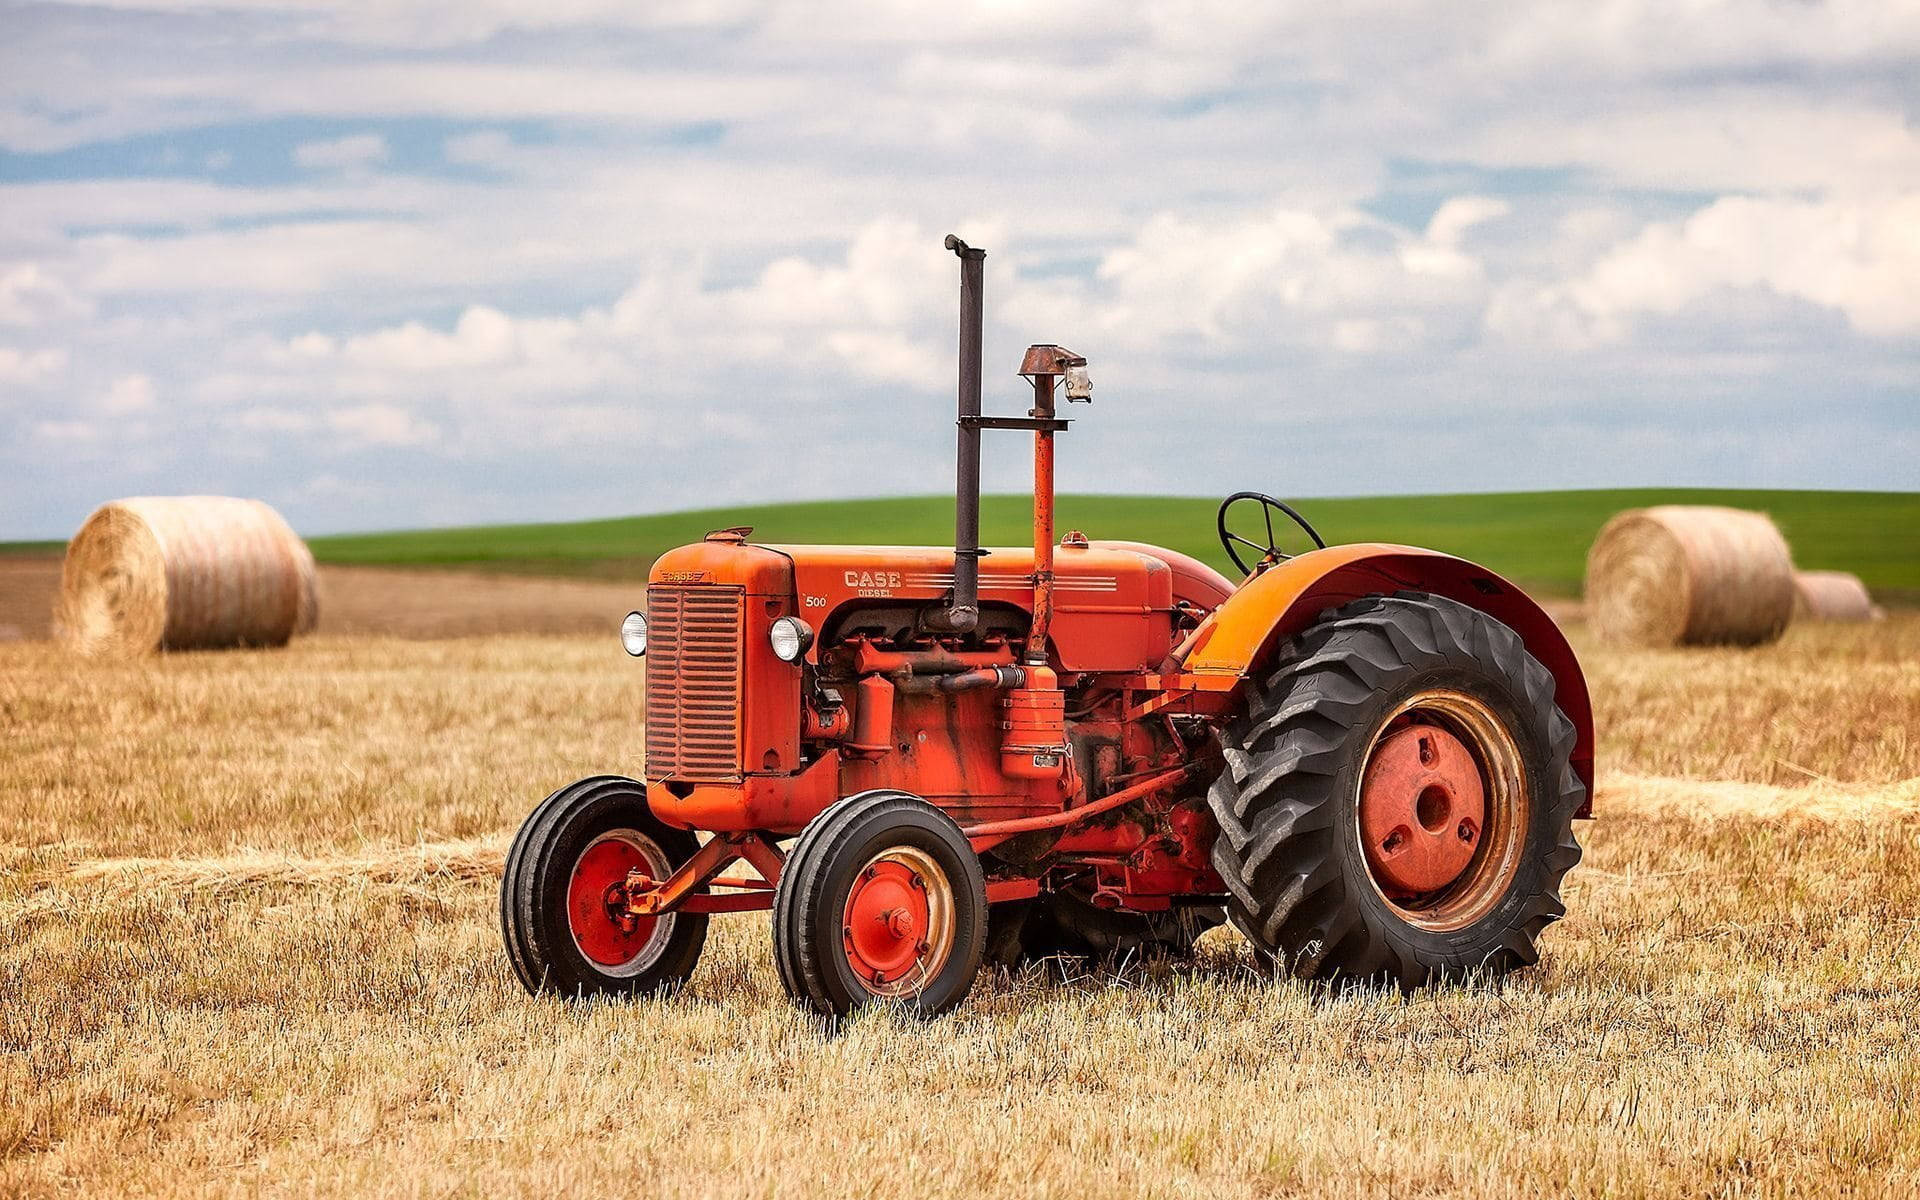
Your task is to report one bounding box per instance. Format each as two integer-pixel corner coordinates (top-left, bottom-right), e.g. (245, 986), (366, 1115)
(101, 372), (156, 413)
(273, 217), (973, 396)
(1010, 206), (1494, 353)
(0, 346), (69, 385)
(293, 133), (390, 170)
(328, 403), (439, 446)
(1492, 192), (1920, 345)
(231, 190), (1918, 475)
(31, 419), (95, 442)
(3, 1), (1918, 537)
(442, 130), (516, 165)
(725, 219), (961, 383)
(73, 220), (463, 295)
(0, 265), (91, 327)
(1459, 98), (1920, 194)
(286, 332), (336, 359)
(1424, 197), (1510, 249)
(237, 407), (319, 433)
(337, 306), (526, 372)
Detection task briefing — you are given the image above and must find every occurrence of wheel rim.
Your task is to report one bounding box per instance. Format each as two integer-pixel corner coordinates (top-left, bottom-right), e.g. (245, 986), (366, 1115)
(841, 846), (955, 997)
(1355, 689), (1528, 931)
(567, 830), (676, 976)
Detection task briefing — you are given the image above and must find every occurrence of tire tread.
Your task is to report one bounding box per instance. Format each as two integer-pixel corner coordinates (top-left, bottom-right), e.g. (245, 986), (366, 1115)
(500, 775), (708, 998)
(1207, 593), (1585, 986)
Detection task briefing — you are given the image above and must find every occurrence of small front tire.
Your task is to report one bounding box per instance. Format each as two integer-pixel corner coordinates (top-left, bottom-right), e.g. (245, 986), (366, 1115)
(773, 790), (988, 1018)
(500, 775), (709, 998)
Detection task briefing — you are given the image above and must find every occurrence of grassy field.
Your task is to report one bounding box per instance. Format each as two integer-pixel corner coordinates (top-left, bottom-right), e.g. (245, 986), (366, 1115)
(11, 488), (1913, 601)
(0, 558), (643, 643)
(4, 613), (1919, 1196)
(283, 488), (1918, 599)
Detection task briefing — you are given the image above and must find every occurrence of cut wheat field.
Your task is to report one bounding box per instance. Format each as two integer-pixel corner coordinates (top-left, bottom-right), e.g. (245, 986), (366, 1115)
(4, 617), (1919, 1198)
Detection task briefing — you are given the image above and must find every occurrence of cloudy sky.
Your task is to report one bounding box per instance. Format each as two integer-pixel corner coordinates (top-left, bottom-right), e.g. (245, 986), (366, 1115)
(2, 1), (1916, 538)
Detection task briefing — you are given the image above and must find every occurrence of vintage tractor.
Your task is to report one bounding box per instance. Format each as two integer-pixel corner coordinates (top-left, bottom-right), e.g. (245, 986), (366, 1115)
(501, 235), (1591, 1016)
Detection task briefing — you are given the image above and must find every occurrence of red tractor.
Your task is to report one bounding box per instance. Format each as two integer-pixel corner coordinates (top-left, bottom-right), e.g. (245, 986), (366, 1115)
(502, 236), (1591, 1016)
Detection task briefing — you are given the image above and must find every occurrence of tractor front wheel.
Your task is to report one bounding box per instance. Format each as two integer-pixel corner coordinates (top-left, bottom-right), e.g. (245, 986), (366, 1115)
(500, 775), (709, 998)
(773, 790), (988, 1017)
(1208, 593), (1584, 987)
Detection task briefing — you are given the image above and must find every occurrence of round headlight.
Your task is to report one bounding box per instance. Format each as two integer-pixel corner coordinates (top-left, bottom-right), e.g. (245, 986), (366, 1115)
(620, 610), (648, 657)
(769, 616), (814, 662)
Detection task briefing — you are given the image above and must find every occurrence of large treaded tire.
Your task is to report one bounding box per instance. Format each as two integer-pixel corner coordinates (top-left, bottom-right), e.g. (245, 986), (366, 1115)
(773, 790), (987, 1018)
(500, 775), (708, 998)
(1208, 593), (1584, 987)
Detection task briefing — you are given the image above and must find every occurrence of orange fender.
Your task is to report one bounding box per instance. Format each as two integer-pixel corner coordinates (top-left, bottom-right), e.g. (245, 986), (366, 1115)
(1175, 544), (1594, 811)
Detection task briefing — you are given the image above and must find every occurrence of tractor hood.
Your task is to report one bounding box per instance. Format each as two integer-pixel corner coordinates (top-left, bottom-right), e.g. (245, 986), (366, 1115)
(768, 542), (1175, 672)
(651, 533), (1196, 673)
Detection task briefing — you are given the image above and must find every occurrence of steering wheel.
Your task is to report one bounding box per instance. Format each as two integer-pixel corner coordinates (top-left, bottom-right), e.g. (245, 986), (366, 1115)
(1216, 491), (1327, 575)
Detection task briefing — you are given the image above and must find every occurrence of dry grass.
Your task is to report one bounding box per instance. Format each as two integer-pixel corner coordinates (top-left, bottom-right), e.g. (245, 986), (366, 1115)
(1579, 615), (1920, 785)
(0, 557), (636, 644)
(0, 636), (645, 857)
(4, 617), (1919, 1197)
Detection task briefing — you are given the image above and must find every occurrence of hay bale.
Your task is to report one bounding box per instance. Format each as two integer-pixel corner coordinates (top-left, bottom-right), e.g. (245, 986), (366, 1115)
(1792, 570), (1881, 622)
(55, 496), (319, 656)
(1585, 506), (1796, 647)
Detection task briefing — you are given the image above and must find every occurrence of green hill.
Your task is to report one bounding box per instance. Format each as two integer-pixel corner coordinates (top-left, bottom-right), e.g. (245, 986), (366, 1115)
(296, 489), (1919, 601)
(8, 489), (1911, 600)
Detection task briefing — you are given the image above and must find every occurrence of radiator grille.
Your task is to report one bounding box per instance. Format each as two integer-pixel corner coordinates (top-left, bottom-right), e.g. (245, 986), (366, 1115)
(645, 585), (745, 780)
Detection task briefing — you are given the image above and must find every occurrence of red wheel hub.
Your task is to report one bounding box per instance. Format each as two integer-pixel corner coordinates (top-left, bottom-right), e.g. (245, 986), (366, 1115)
(567, 836), (660, 967)
(842, 860), (933, 987)
(1359, 724), (1486, 898)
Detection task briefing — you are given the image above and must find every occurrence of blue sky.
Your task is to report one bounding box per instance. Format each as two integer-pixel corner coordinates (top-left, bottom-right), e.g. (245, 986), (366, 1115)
(1, 1), (1916, 538)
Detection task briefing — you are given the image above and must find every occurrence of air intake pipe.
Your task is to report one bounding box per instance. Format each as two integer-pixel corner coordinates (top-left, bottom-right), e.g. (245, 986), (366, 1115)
(927, 233), (986, 634)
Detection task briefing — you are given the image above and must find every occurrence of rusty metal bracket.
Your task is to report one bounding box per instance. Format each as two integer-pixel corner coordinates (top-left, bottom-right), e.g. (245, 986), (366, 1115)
(1122, 690), (1193, 722)
(623, 830), (786, 916)
(733, 830), (786, 885)
(958, 415), (1070, 432)
(963, 764), (1196, 853)
(984, 878), (1042, 904)
(683, 892), (778, 915)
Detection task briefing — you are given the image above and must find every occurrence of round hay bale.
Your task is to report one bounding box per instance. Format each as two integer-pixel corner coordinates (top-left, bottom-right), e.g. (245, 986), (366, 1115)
(1584, 505), (1795, 648)
(55, 496), (319, 656)
(1792, 570), (1881, 622)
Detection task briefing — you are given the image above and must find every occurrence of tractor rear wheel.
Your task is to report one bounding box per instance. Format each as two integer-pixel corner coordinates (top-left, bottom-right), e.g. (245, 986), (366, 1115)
(500, 775), (709, 998)
(773, 790), (987, 1017)
(1208, 593), (1584, 988)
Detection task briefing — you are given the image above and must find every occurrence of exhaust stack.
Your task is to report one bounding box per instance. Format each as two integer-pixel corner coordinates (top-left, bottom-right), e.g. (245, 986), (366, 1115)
(930, 235), (1090, 656)
(931, 233), (986, 634)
